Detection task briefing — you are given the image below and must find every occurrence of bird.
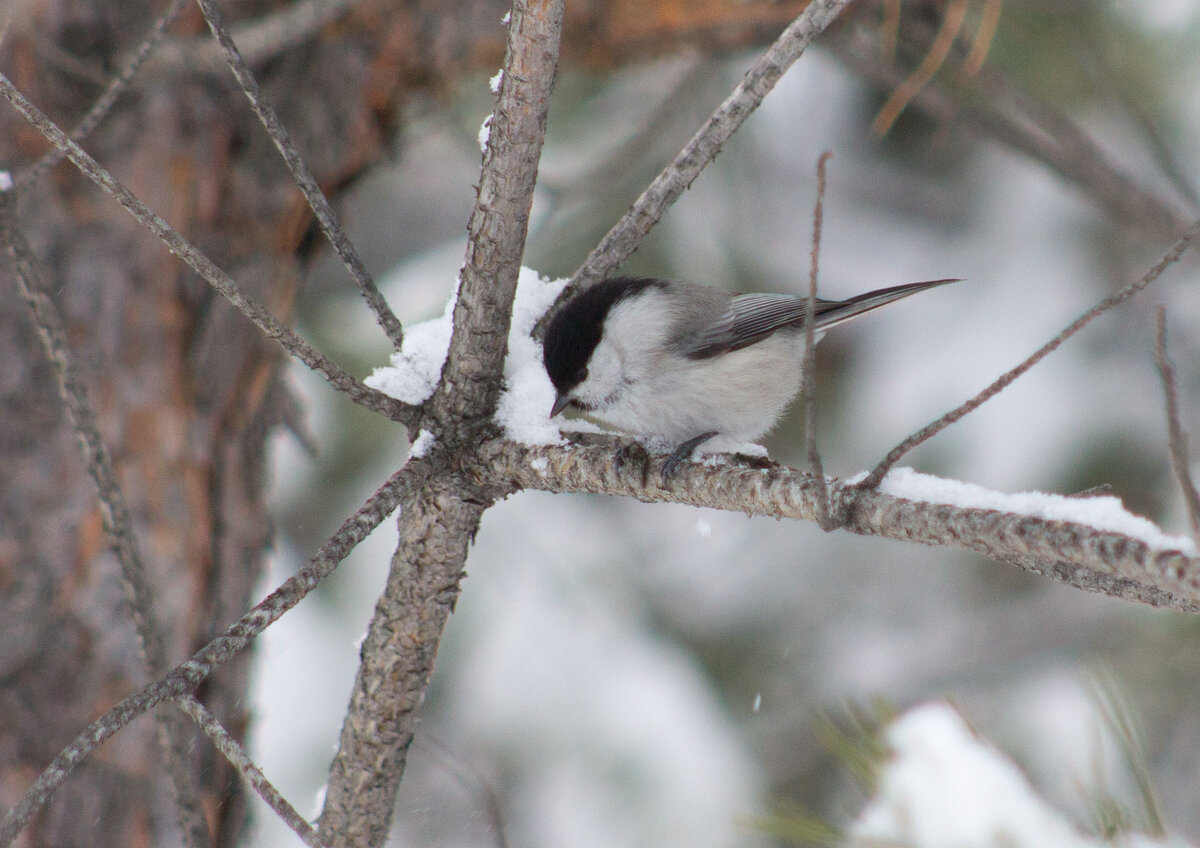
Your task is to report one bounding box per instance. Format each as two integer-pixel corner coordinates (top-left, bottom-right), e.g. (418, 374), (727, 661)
(542, 275), (958, 478)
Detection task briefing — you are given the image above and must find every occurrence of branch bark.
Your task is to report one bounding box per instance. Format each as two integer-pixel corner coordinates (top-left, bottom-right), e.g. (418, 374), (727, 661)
(319, 2), (565, 845)
(476, 439), (1200, 613)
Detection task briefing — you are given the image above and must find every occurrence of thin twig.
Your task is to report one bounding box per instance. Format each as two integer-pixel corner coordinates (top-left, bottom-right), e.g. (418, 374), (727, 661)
(857, 218), (1200, 492)
(872, 0), (968, 135)
(830, 22), (1192, 242)
(176, 696), (329, 848)
(17, 0), (193, 189)
(961, 0), (1002, 77)
(0, 182), (210, 848)
(1154, 308), (1200, 540)
(801, 151), (834, 530)
(564, 0), (852, 297)
(0, 71), (416, 426)
(0, 464), (413, 848)
(195, 0), (405, 350)
(151, 0), (365, 72)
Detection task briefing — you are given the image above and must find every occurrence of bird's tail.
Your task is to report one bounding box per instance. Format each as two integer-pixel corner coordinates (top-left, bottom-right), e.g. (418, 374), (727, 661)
(816, 278), (960, 331)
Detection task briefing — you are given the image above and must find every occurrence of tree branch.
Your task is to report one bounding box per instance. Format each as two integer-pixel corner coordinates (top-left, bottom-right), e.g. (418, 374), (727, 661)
(564, 0), (853, 298)
(195, 0), (406, 350)
(829, 20), (1196, 242)
(0, 182), (210, 848)
(0, 466), (411, 848)
(477, 439), (1200, 612)
(1154, 309), (1200, 540)
(856, 217), (1200, 491)
(0, 72), (417, 427)
(319, 2), (565, 845)
(176, 696), (329, 848)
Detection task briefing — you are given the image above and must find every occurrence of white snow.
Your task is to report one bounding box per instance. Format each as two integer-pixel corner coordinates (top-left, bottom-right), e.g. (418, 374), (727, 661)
(490, 69), (504, 94)
(879, 467), (1197, 554)
(0, 171), (12, 191)
(366, 267), (570, 446)
(408, 429), (435, 458)
(495, 267), (570, 444)
(852, 703), (1117, 848)
(364, 282), (457, 404)
(478, 114), (492, 152)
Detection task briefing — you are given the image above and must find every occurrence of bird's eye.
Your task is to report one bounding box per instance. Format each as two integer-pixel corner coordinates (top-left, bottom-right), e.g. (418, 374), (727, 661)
(574, 367), (588, 384)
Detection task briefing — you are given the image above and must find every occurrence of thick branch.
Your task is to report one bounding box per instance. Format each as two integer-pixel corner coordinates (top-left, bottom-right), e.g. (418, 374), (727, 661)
(476, 439), (1200, 613)
(433, 0), (565, 425)
(319, 3), (565, 845)
(320, 467), (488, 847)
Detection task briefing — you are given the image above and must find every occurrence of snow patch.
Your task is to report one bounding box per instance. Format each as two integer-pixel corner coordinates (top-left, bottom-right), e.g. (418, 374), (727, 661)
(880, 467), (1196, 554)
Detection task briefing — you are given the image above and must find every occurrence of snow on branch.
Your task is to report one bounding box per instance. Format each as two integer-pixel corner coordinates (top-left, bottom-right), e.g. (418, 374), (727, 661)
(479, 440), (1200, 613)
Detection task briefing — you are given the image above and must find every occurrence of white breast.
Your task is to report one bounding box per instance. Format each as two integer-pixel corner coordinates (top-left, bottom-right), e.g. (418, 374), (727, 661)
(576, 292), (805, 449)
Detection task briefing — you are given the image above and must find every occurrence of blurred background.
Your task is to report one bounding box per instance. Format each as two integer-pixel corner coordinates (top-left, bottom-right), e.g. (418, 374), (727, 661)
(249, 2), (1200, 845)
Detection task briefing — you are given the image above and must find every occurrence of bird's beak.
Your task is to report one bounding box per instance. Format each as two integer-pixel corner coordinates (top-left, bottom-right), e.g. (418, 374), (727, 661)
(550, 393), (572, 418)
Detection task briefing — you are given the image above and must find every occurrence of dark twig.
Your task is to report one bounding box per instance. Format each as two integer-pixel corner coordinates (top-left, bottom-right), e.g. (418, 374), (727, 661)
(564, 0), (852, 298)
(856, 219), (1200, 492)
(801, 151), (834, 530)
(0, 183), (210, 848)
(830, 22), (1192, 243)
(1154, 308), (1200, 539)
(17, 0), (193, 189)
(176, 695), (329, 848)
(0, 72), (415, 426)
(151, 0), (365, 72)
(194, 0), (405, 350)
(0, 465), (412, 848)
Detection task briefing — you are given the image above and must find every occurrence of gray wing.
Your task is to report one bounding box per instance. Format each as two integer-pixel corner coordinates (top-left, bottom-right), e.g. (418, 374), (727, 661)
(676, 278), (960, 359)
(676, 293), (823, 359)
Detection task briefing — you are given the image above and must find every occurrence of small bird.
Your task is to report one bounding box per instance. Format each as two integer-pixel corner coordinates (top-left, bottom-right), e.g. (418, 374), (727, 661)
(542, 275), (957, 477)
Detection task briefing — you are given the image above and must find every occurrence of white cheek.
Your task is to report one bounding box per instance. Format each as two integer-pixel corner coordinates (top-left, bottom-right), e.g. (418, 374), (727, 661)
(573, 339), (625, 408)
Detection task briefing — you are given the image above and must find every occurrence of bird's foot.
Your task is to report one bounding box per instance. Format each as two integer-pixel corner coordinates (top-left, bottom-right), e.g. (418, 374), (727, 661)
(660, 431), (718, 483)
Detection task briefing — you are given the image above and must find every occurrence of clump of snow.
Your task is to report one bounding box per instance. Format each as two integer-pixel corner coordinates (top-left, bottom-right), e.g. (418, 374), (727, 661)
(495, 268), (570, 445)
(408, 429), (435, 458)
(365, 283), (456, 404)
(851, 702), (1167, 848)
(0, 171), (13, 192)
(880, 467), (1197, 554)
(478, 114), (492, 152)
(366, 267), (573, 447)
(489, 70), (504, 94)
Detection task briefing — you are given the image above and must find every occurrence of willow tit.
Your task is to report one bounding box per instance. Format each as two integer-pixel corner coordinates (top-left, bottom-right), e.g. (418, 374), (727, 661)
(542, 275), (957, 476)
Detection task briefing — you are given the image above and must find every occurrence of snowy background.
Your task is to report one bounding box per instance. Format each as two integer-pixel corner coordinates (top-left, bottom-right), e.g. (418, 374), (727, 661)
(248, 4), (1200, 846)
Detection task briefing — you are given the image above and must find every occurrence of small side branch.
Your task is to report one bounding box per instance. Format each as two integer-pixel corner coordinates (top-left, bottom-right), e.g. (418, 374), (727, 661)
(176, 696), (329, 848)
(0, 72), (416, 426)
(856, 218), (1200, 491)
(802, 151), (834, 529)
(0, 465), (412, 848)
(0, 183), (210, 848)
(18, 0), (193, 188)
(565, 0), (852, 297)
(1154, 308), (1200, 539)
(195, 0), (405, 350)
